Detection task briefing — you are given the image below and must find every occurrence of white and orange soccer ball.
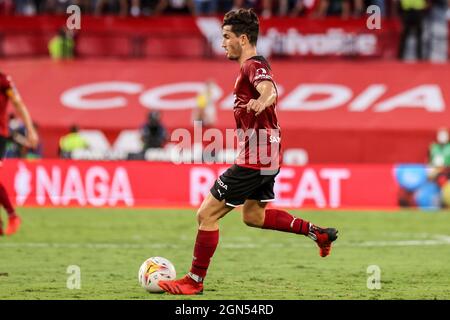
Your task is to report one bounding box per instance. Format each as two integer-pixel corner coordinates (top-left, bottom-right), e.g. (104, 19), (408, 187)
(138, 257), (176, 293)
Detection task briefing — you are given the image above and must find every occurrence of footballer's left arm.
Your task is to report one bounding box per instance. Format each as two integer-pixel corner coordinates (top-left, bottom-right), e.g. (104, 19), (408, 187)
(7, 88), (39, 148)
(245, 81), (277, 116)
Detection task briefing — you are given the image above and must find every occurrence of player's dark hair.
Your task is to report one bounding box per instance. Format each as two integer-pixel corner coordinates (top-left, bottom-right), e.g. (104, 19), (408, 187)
(222, 8), (259, 46)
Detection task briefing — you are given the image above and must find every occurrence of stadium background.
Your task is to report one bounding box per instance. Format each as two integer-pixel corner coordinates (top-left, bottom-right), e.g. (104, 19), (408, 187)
(0, 0), (450, 299)
(1, 0), (449, 210)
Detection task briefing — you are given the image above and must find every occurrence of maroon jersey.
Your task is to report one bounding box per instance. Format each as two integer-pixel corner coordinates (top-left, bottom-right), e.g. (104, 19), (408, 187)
(0, 72), (13, 137)
(233, 56), (281, 170)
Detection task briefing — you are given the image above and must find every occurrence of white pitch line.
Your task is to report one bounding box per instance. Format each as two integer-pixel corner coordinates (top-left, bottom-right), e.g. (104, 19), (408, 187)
(1, 237), (450, 250)
(352, 235), (450, 247)
(351, 239), (450, 247)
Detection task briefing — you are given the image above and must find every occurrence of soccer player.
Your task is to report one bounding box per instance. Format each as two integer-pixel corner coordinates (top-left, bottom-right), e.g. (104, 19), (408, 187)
(0, 71), (39, 236)
(158, 8), (338, 295)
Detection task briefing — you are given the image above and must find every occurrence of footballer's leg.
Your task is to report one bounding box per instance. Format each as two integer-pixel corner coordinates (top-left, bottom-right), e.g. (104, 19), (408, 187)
(0, 183), (21, 236)
(0, 140), (21, 236)
(0, 215), (3, 236)
(243, 199), (338, 258)
(158, 193), (233, 295)
(241, 199), (267, 228)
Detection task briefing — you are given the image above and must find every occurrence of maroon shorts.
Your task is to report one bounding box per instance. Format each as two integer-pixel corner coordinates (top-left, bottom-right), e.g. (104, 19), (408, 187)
(210, 164), (280, 207)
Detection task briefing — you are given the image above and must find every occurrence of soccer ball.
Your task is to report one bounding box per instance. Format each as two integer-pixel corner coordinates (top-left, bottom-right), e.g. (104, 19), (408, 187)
(138, 257), (176, 293)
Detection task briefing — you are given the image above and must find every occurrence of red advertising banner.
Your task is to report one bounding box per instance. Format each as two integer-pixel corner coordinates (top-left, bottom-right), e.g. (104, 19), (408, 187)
(0, 159), (398, 209)
(1, 59), (449, 163)
(0, 16), (401, 58)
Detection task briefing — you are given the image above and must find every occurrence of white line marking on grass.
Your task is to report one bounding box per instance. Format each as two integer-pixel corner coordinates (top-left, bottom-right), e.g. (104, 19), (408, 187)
(353, 235), (450, 247)
(0, 236), (450, 250)
(0, 243), (179, 249)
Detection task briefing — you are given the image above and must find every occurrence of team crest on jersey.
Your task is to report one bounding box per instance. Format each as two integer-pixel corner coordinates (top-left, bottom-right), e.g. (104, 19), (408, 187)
(254, 68), (272, 81)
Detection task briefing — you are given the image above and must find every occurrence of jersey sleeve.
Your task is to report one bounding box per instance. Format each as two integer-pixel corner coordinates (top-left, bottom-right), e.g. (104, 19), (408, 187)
(246, 61), (274, 89)
(0, 74), (14, 93)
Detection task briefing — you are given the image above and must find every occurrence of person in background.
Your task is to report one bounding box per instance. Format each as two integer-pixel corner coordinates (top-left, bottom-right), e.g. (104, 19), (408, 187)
(193, 0), (218, 15)
(140, 110), (168, 151)
(5, 113), (25, 158)
(192, 79), (217, 128)
(95, 0), (129, 16)
(314, 0), (363, 18)
(59, 125), (89, 159)
(429, 128), (450, 168)
(281, 0), (318, 17)
(153, 0), (195, 15)
(0, 0), (15, 15)
(427, 127), (450, 207)
(5, 113), (41, 158)
(397, 0), (429, 61)
(48, 27), (75, 60)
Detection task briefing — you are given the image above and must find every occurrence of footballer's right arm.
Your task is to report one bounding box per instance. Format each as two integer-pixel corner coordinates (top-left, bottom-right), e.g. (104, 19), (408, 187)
(245, 81), (277, 116)
(6, 88), (39, 148)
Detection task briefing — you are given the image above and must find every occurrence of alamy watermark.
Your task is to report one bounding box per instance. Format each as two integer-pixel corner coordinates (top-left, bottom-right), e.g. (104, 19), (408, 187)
(66, 5), (81, 30)
(366, 265), (381, 290)
(366, 5), (381, 30)
(66, 265), (81, 289)
(169, 121), (281, 174)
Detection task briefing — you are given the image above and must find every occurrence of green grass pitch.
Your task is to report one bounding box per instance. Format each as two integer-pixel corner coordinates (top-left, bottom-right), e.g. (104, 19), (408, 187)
(0, 207), (449, 300)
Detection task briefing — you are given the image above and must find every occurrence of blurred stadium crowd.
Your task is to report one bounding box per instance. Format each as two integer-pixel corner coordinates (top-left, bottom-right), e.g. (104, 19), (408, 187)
(0, 0), (423, 18)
